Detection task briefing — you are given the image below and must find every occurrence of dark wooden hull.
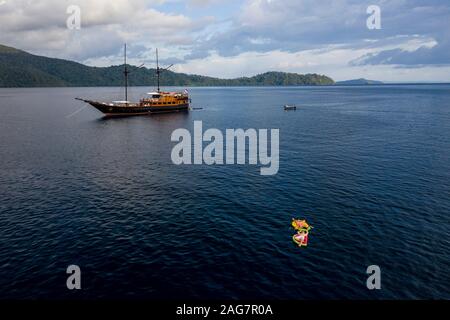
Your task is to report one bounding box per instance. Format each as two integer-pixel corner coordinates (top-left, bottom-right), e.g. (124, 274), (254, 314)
(85, 100), (189, 116)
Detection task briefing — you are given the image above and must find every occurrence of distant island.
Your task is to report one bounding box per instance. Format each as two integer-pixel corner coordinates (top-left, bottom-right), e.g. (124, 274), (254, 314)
(0, 44), (334, 87)
(335, 78), (384, 85)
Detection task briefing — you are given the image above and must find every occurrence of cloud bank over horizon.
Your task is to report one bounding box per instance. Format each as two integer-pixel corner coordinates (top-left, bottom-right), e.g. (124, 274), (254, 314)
(0, 0), (449, 81)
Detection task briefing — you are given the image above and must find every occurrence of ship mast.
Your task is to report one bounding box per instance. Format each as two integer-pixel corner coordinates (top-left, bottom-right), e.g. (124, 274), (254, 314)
(124, 44), (129, 102)
(154, 49), (173, 93)
(156, 48), (160, 92)
(156, 48), (173, 92)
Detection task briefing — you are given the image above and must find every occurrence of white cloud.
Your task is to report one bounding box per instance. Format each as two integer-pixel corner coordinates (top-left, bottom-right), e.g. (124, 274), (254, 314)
(0, 0), (449, 81)
(174, 35), (446, 81)
(175, 48), (450, 82)
(0, 0), (212, 61)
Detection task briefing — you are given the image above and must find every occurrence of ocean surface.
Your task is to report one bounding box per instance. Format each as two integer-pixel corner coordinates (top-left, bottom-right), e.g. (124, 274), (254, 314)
(0, 85), (449, 299)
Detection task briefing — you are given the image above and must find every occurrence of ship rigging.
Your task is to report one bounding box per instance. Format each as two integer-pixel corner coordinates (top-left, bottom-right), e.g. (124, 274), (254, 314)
(76, 44), (190, 116)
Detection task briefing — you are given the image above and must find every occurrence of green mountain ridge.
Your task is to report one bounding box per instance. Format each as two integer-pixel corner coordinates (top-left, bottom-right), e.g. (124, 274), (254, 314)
(0, 44), (335, 87)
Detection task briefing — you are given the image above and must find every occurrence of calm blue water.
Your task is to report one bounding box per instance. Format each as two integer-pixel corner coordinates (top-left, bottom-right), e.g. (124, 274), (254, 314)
(0, 85), (449, 299)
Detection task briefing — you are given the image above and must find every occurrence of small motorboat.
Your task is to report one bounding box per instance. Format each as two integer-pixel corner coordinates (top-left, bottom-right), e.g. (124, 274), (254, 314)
(284, 105), (297, 111)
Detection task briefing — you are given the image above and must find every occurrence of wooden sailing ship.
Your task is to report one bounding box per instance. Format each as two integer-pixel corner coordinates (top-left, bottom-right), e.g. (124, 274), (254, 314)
(76, 45), (190, 116)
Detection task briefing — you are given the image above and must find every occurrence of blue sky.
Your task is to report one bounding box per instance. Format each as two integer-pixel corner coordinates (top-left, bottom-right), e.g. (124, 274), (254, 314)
(0, 0), (449, 81)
